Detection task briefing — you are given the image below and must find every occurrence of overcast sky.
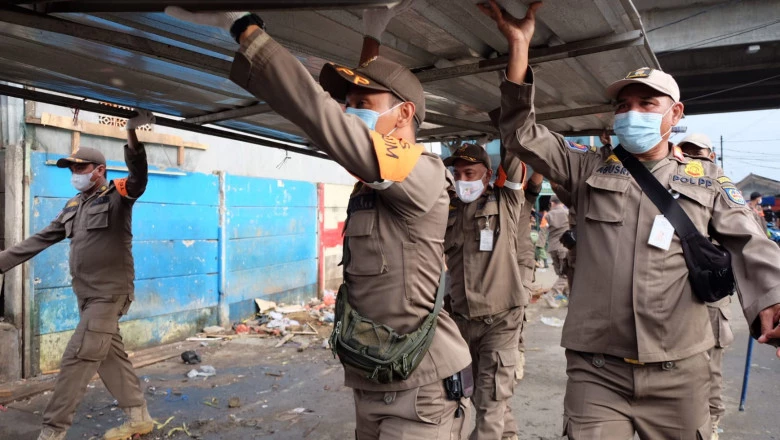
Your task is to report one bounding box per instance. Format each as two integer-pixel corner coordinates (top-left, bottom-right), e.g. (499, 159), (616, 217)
(673, 108), (780, 183)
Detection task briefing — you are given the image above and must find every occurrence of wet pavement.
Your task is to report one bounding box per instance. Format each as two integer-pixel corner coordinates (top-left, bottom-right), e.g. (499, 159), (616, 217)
(1, 268), (778, 439)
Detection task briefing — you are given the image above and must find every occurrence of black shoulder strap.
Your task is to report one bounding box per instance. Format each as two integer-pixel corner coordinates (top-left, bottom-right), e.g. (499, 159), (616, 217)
(613, 145), (700, 238)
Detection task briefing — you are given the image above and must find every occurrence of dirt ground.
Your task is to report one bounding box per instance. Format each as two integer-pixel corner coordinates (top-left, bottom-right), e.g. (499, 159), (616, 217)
(1, 268), (778, 439)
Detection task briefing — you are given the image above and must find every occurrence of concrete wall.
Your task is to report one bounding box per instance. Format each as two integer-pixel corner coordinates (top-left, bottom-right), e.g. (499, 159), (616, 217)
(319, 183), (353, 292)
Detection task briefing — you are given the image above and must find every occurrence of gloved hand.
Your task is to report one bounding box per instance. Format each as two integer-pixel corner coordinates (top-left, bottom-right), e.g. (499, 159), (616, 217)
(362, 0), (414, 42)
(125, 109), (155, 131)
(165, 6), (248, 31)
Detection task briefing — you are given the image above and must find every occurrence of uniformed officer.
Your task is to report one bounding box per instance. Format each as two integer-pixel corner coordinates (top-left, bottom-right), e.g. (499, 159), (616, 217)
(548, 183), (576, 295)
(515, 171), (544, 381)
(677, 133), (735, 440)
(544, 195), (569, 301)
(0, 110), (154, 440)
(481, 1), (780, 438)
(165, 8), (471, 439)
(443, 143), (526, 440)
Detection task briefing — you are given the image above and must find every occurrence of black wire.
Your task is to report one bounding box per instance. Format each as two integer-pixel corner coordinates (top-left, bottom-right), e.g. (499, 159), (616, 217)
(647, 0), (742, 34)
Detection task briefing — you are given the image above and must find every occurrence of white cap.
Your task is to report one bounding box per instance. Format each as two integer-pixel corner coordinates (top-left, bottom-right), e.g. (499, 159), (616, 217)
(606, 67), (680, 102)
(678, 133), (713, 151)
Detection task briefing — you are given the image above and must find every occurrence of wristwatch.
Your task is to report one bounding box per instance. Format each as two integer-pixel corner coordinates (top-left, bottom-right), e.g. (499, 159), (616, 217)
(230, 13), (266, 44)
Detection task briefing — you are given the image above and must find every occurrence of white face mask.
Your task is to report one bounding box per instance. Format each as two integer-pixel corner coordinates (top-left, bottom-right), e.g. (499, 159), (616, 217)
(71, 170), (96, 192)
(455, 172), (487, 203)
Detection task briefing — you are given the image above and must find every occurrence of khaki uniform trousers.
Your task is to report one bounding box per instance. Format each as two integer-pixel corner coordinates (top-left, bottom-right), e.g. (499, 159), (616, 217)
(707, 304), (734, 423)
(550, 249), (569, 296)
(353, 380), (471, 440)
(456, 307), (524, 440)
(563, 350), (711, 440)
(43, 295), (145, 431)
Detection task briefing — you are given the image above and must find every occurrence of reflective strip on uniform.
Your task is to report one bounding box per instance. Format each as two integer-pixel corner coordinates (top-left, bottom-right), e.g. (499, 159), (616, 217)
(364, 180), (394, 190)
(113, 178), (129, 198)
(503, 180), (522, 190)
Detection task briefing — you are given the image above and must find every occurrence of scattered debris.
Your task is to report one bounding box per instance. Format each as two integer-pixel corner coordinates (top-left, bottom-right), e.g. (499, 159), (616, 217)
(274, 333), (295, 348)
(255, 298), (277, 313)
(202, 397), (219, 408)
(234, 323), (250, 335)
(186, 366), (216, 378)
(0, 404), (7, 412)
(180, 351), (201, 365)
(540, 316), (564, 327)
(276, 305), (306, 314)
(322, 290), (336, 307)
(166, 423), (192, 438)
(154, 416), (175, 430)
(228, 397), (241, 408)
(265, 371), (285, 378)
(202, 326), (226, 334)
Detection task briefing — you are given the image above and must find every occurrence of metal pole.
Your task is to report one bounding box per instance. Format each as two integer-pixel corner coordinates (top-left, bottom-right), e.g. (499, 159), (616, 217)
(739, 336), (755, 411)
(720, 135), (724, 171)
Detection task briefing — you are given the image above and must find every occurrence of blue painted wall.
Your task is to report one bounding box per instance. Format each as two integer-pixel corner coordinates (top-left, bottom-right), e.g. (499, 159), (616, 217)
(224, 175), (318, 320)
(29, 152), (318, 365)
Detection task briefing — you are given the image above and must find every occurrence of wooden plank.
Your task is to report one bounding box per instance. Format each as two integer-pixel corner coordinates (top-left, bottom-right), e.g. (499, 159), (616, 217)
(31, 113), (208, 150)
(70, 131), (80, 153)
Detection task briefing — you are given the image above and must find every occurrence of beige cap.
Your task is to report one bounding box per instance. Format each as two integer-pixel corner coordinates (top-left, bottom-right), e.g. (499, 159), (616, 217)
(678, 133), (713, 151)
(56, 147), (106, 168)
(606, 67), (680, 102)
(319, 56), (425, 125)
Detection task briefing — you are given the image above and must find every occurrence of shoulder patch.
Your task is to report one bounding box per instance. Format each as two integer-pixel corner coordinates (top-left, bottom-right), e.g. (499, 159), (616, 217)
(716, 176), (732, 184)
(723, 186), (745, 205)
(370, 131), (424, 182)
(605, 154), (620, 164)
(566, 141), (594, 154)
(66, 199), (79, 208)
(684, 160), (705, 178)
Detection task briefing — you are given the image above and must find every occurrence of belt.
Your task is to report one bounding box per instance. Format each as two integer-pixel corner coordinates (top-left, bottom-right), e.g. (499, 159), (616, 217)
(581, 352), (676, 371)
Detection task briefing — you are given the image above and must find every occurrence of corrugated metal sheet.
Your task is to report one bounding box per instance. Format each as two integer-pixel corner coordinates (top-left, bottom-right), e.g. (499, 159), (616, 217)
(0, 1), (658, 148)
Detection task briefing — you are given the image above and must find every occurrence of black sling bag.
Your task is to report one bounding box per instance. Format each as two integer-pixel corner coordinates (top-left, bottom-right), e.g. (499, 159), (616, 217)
(613, 145), (735, 303)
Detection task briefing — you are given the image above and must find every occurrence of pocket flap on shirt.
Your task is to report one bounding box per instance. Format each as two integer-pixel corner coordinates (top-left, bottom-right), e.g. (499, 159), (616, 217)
(343, 211), (374, 237)
(585, 174), (631, 193)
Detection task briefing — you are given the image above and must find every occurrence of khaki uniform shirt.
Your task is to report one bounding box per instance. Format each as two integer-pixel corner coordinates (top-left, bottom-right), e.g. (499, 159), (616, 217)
(445, 150), (527, 319)
(0, 145), (148, 300)
(499, 72), (780, 362)
(231, 29), (470, 391)
(546, 204), (569, 255)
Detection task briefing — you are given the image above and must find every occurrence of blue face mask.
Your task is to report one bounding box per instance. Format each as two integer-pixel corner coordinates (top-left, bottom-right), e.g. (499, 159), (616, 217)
(613, 105), (673, 154)
(345, 102), (402, 133)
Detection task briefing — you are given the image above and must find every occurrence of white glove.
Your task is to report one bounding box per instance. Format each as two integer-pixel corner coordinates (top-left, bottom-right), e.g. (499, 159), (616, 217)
(165, 6), (248, 31)
(126, 109), (155, 131)
(362, 0), (414, 41)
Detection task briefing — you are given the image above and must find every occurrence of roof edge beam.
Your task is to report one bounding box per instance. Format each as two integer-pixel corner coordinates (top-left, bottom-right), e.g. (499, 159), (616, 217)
(29, 1), (399, 13)
(0, 84), (330, 161)
(424, 113), (498, 135)
(416, 30), (645, 83)
(183, 103), (274, 124)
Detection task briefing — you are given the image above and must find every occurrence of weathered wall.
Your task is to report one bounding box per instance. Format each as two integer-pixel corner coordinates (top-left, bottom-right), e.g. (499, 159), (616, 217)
(319, 183), (353, 292)
(224, 175), (318, 320)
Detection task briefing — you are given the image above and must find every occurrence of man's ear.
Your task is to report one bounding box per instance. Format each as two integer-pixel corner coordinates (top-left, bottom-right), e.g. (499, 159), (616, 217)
(670, 101), (685, 126)
(396, 101), (416, 129)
